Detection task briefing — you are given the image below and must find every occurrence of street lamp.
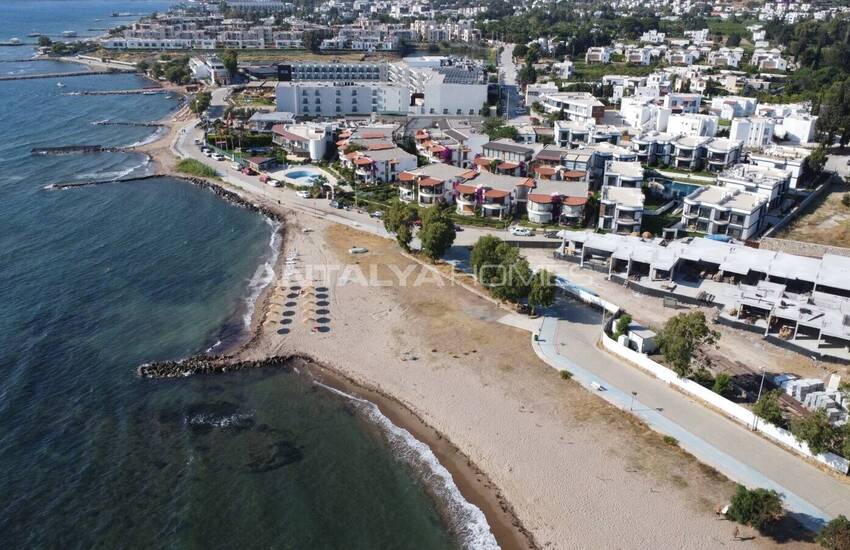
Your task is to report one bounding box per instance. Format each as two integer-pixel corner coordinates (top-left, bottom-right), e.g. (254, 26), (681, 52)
(630, 391), (638, 411)
(752, 367), (766, 431)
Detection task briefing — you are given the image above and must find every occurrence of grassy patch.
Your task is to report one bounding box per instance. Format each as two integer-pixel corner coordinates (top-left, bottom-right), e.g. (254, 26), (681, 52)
(175, 158), (218, 178)
(663, 435), (679, 446)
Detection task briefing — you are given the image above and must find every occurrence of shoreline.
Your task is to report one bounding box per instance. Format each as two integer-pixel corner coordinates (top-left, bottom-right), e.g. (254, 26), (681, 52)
(89, 82), (779, 549)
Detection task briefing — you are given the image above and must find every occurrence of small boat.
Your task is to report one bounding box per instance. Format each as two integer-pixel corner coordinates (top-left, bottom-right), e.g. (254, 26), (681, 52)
(348, 246), (368, 255)
(62, 30), (77, 38)
(56, 82), (65, 88)
(27, 33), (41, 38)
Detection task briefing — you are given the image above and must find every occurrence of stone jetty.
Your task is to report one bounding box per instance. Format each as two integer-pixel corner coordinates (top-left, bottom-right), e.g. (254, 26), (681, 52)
(138, 353), (314, 378)
(32, 145), (134, 156)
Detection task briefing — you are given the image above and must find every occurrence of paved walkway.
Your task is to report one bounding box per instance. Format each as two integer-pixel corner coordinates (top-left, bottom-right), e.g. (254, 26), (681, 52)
(528, 297), (850, 531)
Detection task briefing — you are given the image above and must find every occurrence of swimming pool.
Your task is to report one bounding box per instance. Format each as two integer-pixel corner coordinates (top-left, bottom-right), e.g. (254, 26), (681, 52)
(287, 170), (320, 180)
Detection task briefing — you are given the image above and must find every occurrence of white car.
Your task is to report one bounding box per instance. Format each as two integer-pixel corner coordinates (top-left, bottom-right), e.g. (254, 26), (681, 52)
(230, 162), (241, 171)
(212, 153), (225, 161)
(348, 246), (368, 254)
(510, 226), (535, 237)
(296, 190), (311, 198)
(203, 150), (213, 157)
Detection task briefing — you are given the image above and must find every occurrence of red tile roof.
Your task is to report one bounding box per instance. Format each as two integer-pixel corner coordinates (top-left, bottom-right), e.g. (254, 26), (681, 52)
(367, 143), (395, 151)
(528, 193), (556, 204)
(459, 170), (478, 180)
(562, 196), (588, 206)
(563, 170), (586, 179)
(484, 189), (511, 199)
(418, 177), (443, 187)
(534, 165), (557, 176)
(497, 161), (519, 170)
(353, 157), (373, 166)
(399, 171), (416, 182)
(456, 183), (477, 194)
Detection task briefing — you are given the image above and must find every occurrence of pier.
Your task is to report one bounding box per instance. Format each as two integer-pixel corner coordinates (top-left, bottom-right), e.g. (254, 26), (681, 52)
(92, 120), (165, 127)
(0, 69), (134, 81)
(70, 88), (168, 96)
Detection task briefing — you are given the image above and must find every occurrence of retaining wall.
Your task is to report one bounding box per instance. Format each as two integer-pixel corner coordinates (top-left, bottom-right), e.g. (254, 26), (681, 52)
(600, 330), (850, 474)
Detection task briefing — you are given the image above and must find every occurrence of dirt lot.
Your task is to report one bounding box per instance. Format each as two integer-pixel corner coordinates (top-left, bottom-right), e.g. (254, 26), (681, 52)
(778, 181), (850, 247)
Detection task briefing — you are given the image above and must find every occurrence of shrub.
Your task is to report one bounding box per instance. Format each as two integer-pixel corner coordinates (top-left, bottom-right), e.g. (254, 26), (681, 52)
(753, 390), (784, 426)
(818, 515), (850, 550)
(726, 485), (784, 530)
(559, 370), (572, 380)
(662, 435), (679, 446)
(613, 314), (632, 339)
(175, 159), (217, 178)
(712, 372), (732, 397)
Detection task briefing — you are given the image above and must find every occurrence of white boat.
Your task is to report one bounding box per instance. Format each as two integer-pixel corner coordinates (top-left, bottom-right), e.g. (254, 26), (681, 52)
(56, 82), (65, 88)
(62, 30), (77, 38)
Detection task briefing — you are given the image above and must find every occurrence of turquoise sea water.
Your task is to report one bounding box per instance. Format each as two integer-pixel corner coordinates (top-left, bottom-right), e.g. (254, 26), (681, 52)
(0, 2), (490, 548)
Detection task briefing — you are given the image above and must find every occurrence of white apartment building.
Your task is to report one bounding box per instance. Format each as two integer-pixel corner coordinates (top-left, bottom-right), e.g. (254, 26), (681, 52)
(585, 47), (612, 64)
(682, 186), (768, 240)
(667, 113), (719, 137)
(640, 30), (666, 44)
(271, 122), (334, 161)
(749, 145), (809, 188)
(397, 163), (474, 207)
(625, 47), (652, 65)
(708, 47), (744, 68)
(554, 120), (621, 148)
(553, 60), (574, 79)
(717, 164), (791, 208)
(525, 82), (560, 107)
(276, 82), (409, 117)
(730, 117), (776, 148)
(630, 131), (676, 166)
(710, 95), (759, 120)
(662, 93), (702, 114)
(540, 92), (605, 123)
(598, 186), (644, 234)
(603, 161), (644, 188)
(751, 48), (788, 71)
(342, 146), (417, 184)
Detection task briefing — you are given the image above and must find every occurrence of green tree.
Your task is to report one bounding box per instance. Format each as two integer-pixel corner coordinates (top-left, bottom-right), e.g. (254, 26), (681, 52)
(712, 372), (732, 397)
(528, 269), (556, 314)
(37, 35), (52, 47)
(791, 409), (837, 455)
(136, 59), (150, 74)
(613, 313), (632, 339)
(418, 208), (456, 261)
(222, 49), (238, 76)
(383, 199), (418, 252)
(489, 244), (532, 302)
(190, 91), (212, 113)
(818, 515), (850, 550)
(726, 485), (784, 530)
(309, 175), (328, 198)
(302, 30), (323, 53)
(753, 389), (784, 426)
(512, 43), (528, 59)
(656, 311), (719, 378)
(471, 235), (505, 279)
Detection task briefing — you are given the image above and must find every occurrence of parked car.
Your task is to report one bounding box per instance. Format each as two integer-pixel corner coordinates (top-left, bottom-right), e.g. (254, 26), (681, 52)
(544, 230), (560, 239)
(370, 210), (383, 219)
(267, 179), (281, 188)
(230, 162), (241, 171)
(203, 150), (213, 157)
(296, 190), (311, 198)
(194, 138), (202, 145)
(510, 226), (535, 237)
(212, 153), (224, 161)
(348, 246), (368, 254)
(329, 200), (343, 209)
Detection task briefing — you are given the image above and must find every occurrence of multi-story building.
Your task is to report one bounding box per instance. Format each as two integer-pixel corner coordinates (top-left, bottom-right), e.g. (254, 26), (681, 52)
(662, 93), (702, 114)
(681, 186), (768, 240)
(749, 145), (809, 188)
(717, 164), (791, 208)
(708, 47), (745, 68)
(585, 47), (612, 64)
(751, 48), (788, 71)
(525, 82), (559, 107)
(730, 117), (776, 148)
(554, 120), (621, 149)
(540, 92), (605, 124)
(704, 138), (743, 173)
(341, 145), (417, 184)
(710, 96), (759, 120)
(625, 47), (652, 65)
(397, 163), (475, 207)
(630, 132), (676, 166)
(275, 82), (409, 117)
(666, 113), (719, 137)
(454, 173), (535, 219)
(598, 186), (644, 234)
(271, 122), (334, 161)
(603, 161), (644, 188)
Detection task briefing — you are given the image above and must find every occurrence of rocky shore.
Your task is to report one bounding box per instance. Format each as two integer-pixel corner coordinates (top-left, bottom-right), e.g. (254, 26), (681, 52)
(46, 172), (287, 224)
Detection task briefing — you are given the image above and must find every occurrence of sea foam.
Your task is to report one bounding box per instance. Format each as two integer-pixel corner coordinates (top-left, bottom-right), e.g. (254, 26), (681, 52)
(315, 382), (500, 550)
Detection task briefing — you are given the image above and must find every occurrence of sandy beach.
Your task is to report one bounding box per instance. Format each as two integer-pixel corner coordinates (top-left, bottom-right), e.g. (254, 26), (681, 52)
(129, 100), (817, 548)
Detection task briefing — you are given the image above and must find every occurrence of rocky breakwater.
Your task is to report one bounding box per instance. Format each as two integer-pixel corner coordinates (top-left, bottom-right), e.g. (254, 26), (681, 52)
(179, 176), (286, 223)
(138, 353), (315, 378)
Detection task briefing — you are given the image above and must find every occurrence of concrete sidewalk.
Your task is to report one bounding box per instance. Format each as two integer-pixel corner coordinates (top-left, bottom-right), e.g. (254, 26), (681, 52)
(529, 305), (850, 531)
